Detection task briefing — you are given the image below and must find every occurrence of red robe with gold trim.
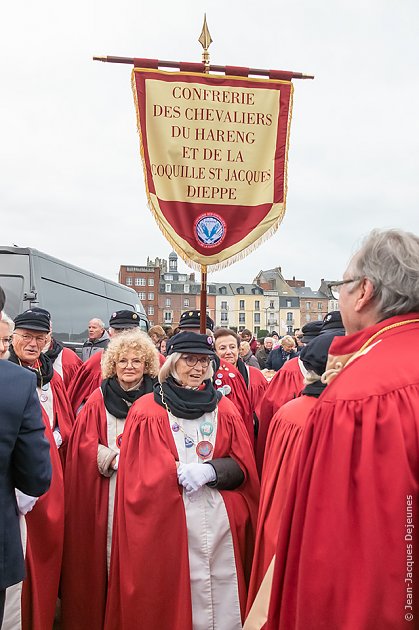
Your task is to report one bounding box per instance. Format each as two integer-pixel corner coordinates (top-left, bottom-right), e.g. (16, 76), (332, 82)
(60, 347), (82, 389)
(104, 394), (260, 630)
(22, 373), (73, 630)
(267, 314), (419, 629)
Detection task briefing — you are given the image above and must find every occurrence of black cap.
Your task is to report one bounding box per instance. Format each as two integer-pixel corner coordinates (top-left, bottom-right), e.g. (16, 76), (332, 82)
(109, 310), (140, 329)
(166, 332), (215, 356)
(178, 310), (214, 331)
(300, 330), (345, 376)
(0, 286), (5, 312)
(31, 307), (51, 320)
(301, 320), (323, 344)
(14, 310), (51, 332)
(321, 311), (344, 333)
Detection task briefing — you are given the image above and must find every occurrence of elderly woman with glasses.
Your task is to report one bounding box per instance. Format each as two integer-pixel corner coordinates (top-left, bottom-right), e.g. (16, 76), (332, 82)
(61, 330), (160, 630)
(104, 332), (259, 630)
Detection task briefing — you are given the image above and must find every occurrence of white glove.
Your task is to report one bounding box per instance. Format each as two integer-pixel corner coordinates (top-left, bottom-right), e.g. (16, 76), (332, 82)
(177, 462), (216, 496)
(53, 429), (63, 449)
(15, 490), (38, 515)
(111, 454), (120, 471)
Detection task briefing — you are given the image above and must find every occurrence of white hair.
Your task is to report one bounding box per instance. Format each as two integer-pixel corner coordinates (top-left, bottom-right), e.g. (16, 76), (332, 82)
(349, 228), (419, 318)
(159, 352), (214, 384)
(0, 312), (14, 334)
(90, 318), (105, 328)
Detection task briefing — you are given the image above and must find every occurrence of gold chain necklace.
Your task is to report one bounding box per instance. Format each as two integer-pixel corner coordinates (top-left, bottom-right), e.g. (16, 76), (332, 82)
(358, 318), (419, 354)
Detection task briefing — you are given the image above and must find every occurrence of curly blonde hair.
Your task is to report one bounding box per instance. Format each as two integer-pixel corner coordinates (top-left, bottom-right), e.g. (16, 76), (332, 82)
(101, 329), (160, 379)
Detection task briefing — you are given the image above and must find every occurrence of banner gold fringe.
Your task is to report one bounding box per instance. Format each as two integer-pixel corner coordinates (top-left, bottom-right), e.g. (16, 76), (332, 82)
(131, 70), (293, 273)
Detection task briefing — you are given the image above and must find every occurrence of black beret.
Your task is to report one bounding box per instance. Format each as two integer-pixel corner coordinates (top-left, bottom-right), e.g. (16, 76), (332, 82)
(109, 310), (140, 329)
(179, 310), (214, 331)
(301, 320), (323, 343)
(321, 310), (345, 333)
(14, 310), (51, 332)
(300, 330), (344, 376)
(166, 332), (215, 356)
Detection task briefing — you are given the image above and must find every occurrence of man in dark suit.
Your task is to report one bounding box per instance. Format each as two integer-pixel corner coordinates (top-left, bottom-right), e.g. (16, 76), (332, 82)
(0, 288), (51, 626)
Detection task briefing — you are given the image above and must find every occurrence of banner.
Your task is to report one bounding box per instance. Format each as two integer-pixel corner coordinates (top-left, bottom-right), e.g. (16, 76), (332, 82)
(132, 68), (293, 271)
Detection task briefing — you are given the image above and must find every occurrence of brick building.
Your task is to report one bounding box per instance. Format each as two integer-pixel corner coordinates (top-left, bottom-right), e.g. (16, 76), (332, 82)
(118, 257), (166, 326)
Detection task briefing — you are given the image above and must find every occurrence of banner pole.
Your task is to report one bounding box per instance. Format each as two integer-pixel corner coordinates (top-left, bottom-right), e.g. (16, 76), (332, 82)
(200, 266), (208, 333)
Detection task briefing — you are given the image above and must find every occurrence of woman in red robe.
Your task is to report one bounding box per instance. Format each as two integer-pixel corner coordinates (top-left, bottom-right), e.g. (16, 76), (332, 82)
(104, 333), (259, 630)
(61, 330), (159, 630)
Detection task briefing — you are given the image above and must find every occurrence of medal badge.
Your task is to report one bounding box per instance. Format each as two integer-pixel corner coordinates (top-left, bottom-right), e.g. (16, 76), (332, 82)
(196, 440), (213, 459)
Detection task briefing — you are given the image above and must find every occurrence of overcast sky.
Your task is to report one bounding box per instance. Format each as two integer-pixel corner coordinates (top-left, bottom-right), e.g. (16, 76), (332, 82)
(1, 0), (418, 290)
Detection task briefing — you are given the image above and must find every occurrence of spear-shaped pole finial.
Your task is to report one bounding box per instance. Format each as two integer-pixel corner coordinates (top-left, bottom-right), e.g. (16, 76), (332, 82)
(198, 14), (213, 73)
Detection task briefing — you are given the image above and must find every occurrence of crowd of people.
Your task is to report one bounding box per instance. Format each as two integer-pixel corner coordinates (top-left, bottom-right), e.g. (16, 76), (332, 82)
(0, 228), (418, 629)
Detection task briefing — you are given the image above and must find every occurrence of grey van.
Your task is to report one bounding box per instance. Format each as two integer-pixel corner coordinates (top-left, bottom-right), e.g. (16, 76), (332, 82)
(0, 246), (148, 354)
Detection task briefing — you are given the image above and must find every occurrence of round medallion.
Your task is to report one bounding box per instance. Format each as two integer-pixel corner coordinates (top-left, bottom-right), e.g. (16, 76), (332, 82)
(196, 440), (213, 459)
(194, 213), (226, 248)
(184, 436), (194, 448)
(217, 373), (223, 379)
(223, 385), (232, 395)
(172, 422), (180, 433)
(228, 373), (236, 378)
(116, 433), (123, 449)
(40, 393), (48, 403)
(200, 421), (214, 437)
(215, 379), (222, 386)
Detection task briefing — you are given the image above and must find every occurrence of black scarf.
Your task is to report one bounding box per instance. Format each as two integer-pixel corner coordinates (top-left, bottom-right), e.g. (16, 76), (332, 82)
(45, 338), (64, 363)
(154, 375), (221, 420)
(101, 374), (155, 420)
(302, 379), (326, 398)
(8, 346), (54, 387)
(236, 357), (249, 387)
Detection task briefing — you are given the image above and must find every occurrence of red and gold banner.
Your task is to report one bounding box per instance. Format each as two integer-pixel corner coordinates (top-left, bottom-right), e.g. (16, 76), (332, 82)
(132, 68), (293, 270)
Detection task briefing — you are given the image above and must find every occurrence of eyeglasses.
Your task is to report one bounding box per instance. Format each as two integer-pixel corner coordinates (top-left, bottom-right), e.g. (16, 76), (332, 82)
(328, 278), (362, 295)
(117, 358), (144, 368)
(0, 337), (11, 345)
(180, 355), (211, 368)
(13, 332), (47, 345)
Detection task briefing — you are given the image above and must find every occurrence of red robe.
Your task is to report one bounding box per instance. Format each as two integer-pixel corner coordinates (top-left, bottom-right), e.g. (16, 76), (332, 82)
(104, 395), (260, 630)
(248, 365), (269, 422)
(246, 395), (317, 618)
(61, 389), (115, 630)
(67, 350), (103, 415)
(214, 359), (255, 446)
(255, 358), (304, 474)
(267, 314), (419, 629)
(60, 347), (82, 389)
(22, 373), (74, 630)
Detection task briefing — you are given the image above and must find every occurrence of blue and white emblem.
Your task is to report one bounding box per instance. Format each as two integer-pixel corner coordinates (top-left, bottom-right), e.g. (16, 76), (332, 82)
(194, 213), (226, 248)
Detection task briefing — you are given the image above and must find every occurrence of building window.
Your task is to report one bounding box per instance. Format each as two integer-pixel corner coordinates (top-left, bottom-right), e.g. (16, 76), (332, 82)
(254, 313), (260, 324)
(254, 326), (260, 336)
(184, 284), (189, 293)
(148, 292), (154, 300)
(221, 312), (228, 323)
(164, 311), (172, 322)
(318, 302), (323, 310)
(239, 313), (246, 324)
(148, 278), (154, 286)
(138, 292), (146, 300)
(286, 312), (293, 321)
(306, 301), (311, 310)
(126, 277), (132, 286)
(306, 313), (311, 322)
(239, 300), (245, 310)
(219, 286), (227, 295)
(165, 298), (171, 307)
(254, 300), (260, 310)
(270, 300), (275, 309)
(237, 287), (244, 295)
(165, 284), (171, 293)
(318, 313), (323, 320)
(184, 298), (190, 307)
(134, 277), (143, 286)
(287, 325), (293, 334)
(221, 301), (227, 310)
(179, 275), (187, 282)
(286, 300), (292, 308)
(165, 274), (173, 281)
(147, 306), (154, 316)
